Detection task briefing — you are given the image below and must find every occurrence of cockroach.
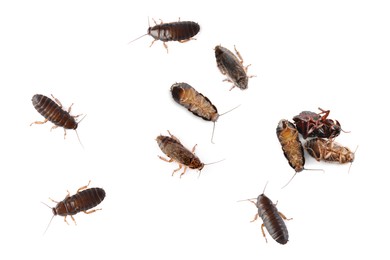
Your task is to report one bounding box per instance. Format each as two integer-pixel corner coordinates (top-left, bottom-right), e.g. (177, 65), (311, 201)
(42, 181), (105, 234)
(276, 119), (305, 173)
(276, 119), (323, 187)
(293, 108), (344, 139)
(215, 45), (254, 91)
(171, 82), (238, 143)
(304, 137), (355, 164)
(129, 18), (200, 52)
(30, 94), (85, 146)
(156, 130), (204, 177)
(241, 183), (291, 244)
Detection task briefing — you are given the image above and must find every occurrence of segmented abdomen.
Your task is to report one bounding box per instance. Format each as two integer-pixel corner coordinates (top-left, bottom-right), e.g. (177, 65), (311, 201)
(149, 21), (200, 42)
(171, 83), (218, 122)
(64, 188), (106, 215)
(32, 94), (77, 129)
(257, 195), (289, 245)
(276, 120), (305, 172)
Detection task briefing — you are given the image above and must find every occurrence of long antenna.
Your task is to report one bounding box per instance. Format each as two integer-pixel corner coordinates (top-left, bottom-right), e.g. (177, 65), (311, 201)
(211, 105), (240, 144)
(281, 168), (324, 189)
(128, 17), (150, 45)
(128, 33), (148, 44)
(75, 114), (87, 149)
(41, 202), (55, 236)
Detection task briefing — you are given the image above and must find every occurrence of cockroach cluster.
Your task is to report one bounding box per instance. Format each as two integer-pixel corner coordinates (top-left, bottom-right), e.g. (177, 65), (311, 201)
(276, 108), (355, 186)
(26, 16), (357, 247)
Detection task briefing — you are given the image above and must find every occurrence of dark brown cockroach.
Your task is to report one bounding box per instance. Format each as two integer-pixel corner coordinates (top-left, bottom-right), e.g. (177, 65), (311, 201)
(42, 181), (105, 234)
(156, 130), (204, 177)
(171, 82), (239, 143)
(293, 108), (344, 139)
(304, 137), (355, 164)
(241, 183), (291, 244)
(215, 45), (254, 91)
(276, 119), (305, 173)
(129, 18), (200, 52)
(31, 94), (85, 145)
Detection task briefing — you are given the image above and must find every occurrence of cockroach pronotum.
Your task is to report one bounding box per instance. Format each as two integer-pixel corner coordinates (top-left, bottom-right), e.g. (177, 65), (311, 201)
(215, 45), (254, 91)
(156, 130), (204, 177)
(293, 108), (345, 139)
(129, 18), (200, 52)
(171, 82), (238, 143)
(240, 183), (291, 244)
(30, 94), (85, 146)
(276, 119), (305, 173)
(42, 181), (106, 234)
(304, 137), (355, 164)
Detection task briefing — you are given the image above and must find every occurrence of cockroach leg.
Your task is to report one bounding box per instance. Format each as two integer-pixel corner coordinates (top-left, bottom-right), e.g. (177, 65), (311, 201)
(51, 94), (63, 108)
(64, 216), (70, 225)
(83, 208), (102, 214)
(261, 223), (268, 243)
(179, 166), (188, 178)
(278, 211), (292, 221)
(250, 213), (259, 223)
(49, 197), (59, 203)
(234, 45), (244, 64)
(70, 215), (77, 225)
(30, 118), (49, 126)
(191, 144), (197, 153)
(172, 164), (183, 176)
(158, 155), (174, 163)
(77, 180), (91, 193)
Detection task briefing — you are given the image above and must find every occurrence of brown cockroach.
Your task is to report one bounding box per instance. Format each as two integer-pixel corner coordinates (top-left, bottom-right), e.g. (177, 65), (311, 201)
(31, 94), (85, 145)
(129, 18), (200, 52)
(215, 45), (254, 91)
(241, 183), (291, 244)
(171, 82), (238, 143)
(293, 108), (345, 139)
(304, 137), (355, 164)
(42, 181), (105, 234)
(156, 130), (204, 177)
(276, 119), (305, 173)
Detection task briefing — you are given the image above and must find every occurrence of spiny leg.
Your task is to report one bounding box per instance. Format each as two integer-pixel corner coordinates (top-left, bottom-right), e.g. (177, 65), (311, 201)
(261, 223), (268, 243)
(278, 211), (293, 221)
(234, 45), (244, 64)
(67, 103), (74, 114)
(163, 42), (169, 53)
(172, 164), (183, 176)
(149, 39), (158, 47)
(51, 94), (63, 108)
(167, 130), (181, 143)
(70, 215), (77, 225)
(179, 166), (188, 178)
(77, 180), (91, 193)
(158, 155), (174, 163)
(62, 128), (67, 139)
(63, 216), (70, 225)
(250, 213), (259, 223)
(30, 118), (48, 126)
(191, 144), (198, 153)
(84, 208), (102, 214)
(50, 125), (59, 131)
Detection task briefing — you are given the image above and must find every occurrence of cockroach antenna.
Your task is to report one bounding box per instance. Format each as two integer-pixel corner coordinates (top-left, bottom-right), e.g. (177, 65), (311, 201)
(197, 158), (226, 178)
(348, 145), (359, 174)
(128, 17), (150, 44)
(75, 114), (87, 149)
(211, 105), (240, 144)
(281, 168), (325, 189)
(41, 201), (55, 236)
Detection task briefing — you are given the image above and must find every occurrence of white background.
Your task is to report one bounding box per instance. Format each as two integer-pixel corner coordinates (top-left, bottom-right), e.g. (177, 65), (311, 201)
(0, 0), (389, 259)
